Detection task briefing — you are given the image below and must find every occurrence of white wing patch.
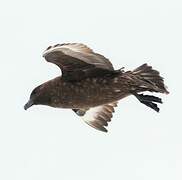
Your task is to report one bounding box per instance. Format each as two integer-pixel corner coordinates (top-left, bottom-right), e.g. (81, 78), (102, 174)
(82, 102), (118, 132)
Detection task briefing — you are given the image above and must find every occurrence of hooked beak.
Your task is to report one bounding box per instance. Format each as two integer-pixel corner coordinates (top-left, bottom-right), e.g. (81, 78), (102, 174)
(24, 99), (34, 110)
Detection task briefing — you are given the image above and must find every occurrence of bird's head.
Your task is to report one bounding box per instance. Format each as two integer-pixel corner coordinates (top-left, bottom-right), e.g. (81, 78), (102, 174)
(24, 84), (52, 110)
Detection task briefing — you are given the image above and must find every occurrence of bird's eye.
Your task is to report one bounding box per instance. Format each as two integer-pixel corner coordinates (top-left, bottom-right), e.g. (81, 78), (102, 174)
(31, 85), (41, 97)
(31, 89), (37, 96)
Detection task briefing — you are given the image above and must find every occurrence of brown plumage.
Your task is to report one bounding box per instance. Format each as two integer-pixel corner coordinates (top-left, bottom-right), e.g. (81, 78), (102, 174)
(24, 43), (169, 132)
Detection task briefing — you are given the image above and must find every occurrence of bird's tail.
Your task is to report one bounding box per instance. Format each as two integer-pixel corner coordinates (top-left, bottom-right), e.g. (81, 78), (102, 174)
(132, 63), (169, 94)
(130, 64), (169, 112)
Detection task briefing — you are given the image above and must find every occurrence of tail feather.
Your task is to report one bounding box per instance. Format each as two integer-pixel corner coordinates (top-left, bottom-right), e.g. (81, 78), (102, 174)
(133, 93), (162, 112)
(135, 94), (162, 103)
(142, 101), (160, 112)
(133, 63), (169, 94)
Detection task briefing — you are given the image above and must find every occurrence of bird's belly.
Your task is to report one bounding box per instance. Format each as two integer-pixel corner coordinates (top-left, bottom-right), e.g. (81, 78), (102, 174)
(56, 77), (130, 108)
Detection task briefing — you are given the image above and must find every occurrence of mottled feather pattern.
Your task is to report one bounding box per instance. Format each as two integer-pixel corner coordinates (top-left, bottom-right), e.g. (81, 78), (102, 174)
(25, 43), (169, 132)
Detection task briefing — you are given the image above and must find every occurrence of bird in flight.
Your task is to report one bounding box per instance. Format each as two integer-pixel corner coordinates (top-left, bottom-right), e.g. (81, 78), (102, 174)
(24, 43), (169, 132)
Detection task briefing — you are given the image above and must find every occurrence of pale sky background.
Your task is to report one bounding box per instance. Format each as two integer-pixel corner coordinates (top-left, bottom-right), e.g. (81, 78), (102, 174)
(0, 0), (181, 179)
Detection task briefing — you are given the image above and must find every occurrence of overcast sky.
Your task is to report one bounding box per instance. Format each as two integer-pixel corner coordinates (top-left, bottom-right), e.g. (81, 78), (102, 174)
(0, 0), (181, 179)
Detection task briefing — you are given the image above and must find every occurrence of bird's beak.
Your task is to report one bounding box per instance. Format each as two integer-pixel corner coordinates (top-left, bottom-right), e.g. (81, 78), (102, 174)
(24, 99), (34, 110)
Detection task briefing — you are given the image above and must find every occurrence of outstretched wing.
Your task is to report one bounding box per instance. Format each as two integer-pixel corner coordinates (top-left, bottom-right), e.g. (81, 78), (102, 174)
(43, 43), (114, 81)
(73, 102), (118, 132)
